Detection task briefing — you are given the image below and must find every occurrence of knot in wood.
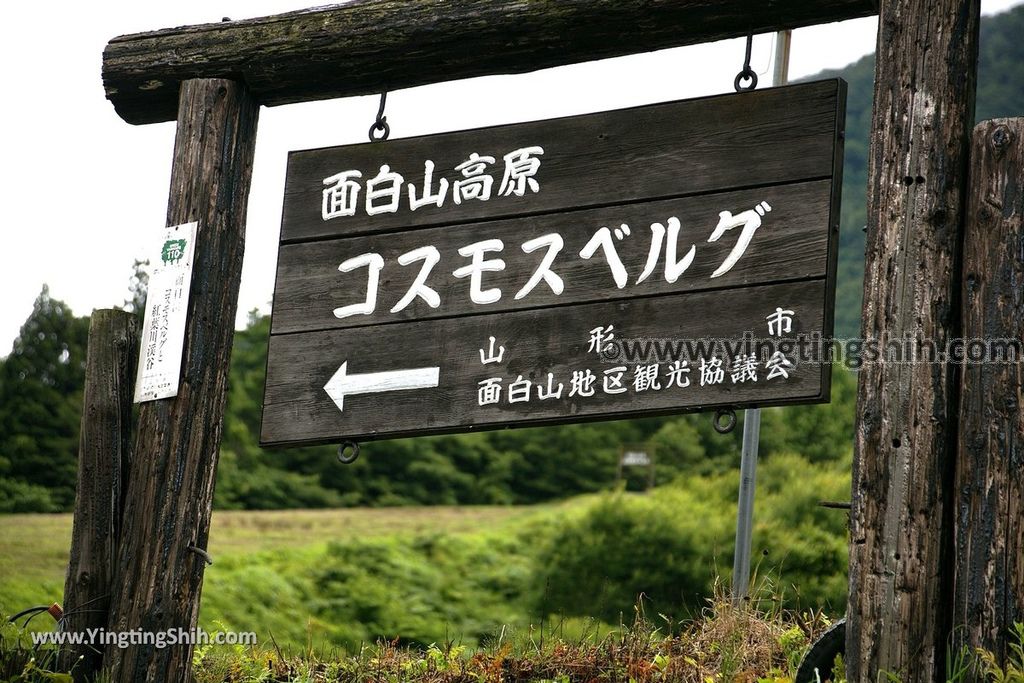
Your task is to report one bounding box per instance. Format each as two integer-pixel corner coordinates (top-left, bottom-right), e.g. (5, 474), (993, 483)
(991, 125), (1013, 149)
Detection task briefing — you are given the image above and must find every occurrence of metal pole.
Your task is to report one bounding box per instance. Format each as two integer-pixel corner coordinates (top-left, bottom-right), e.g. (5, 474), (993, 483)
(731, 29), (791, 602)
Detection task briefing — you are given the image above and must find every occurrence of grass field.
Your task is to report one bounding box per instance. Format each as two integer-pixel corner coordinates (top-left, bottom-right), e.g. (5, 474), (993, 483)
(0, 505), (540, 618)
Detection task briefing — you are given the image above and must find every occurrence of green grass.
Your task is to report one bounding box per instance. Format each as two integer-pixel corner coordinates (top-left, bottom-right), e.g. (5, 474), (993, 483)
(1, 456), (852, 659)
(0, 505), (544, 619)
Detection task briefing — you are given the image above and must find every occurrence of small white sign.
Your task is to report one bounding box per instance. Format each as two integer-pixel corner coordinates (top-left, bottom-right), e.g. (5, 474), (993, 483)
(621, 451), (651, 467)
(134, 221), (198, 403)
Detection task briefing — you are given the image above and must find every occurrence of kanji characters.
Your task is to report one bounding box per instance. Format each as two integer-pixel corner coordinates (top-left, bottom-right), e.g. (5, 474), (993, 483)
(569, 369), (597, 397)
(453, 153), (496, 204)
(633, 364), (662, 392)
(478, 377), (503, 405)
(498, 146), (545, 197)
(365, 165), (404, 216)
(587, 325), (615, 356)
(508, 375), (532, 403)
(603, 366), (628, 394)
(730, 353), (758, 383)
(322, 170), (362, 219)
(479, 336), (505, 365)
(664, 360), (691, 388)
(766, 307), (795, 336)
(407, 160), (449, 211)
(765, 352), (795, 380)
(700, 356), (725, 386)
(536, 373), (564, 400)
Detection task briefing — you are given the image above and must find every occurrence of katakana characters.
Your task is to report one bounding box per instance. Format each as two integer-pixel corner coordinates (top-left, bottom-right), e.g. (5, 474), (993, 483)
(390, 246), (441, 313)
(453, 239), (506, 305)
(579, 224), (630, 289)
(333, 252), (384, 319)
(636, 217), (697, 285)
(515, 233), (565, 299)
(708, 200), (771, 278)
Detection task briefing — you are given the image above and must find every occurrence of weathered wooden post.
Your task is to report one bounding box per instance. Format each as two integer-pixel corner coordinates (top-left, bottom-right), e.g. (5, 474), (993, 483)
(847, 0), (980, 680)
(953, 118), (1024, 667)
(60, 310), (138, 680)
(101, 79), (258, 682)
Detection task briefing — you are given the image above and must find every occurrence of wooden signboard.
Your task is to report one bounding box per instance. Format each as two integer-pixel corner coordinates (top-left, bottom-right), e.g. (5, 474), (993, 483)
(261, 80), (846, 447)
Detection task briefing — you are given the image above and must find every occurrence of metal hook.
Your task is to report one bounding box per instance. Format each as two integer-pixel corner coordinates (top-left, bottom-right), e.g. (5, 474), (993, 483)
(187, 545), (213, 566)
(337, 441), (360, 464)
(733, 34), (758, 92)
(713, 408), (738, 434)
(368, 91), (390, 142)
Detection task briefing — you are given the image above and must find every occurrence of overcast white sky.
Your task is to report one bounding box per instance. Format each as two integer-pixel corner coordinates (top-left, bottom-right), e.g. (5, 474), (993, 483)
(1, 1), (1020, 354)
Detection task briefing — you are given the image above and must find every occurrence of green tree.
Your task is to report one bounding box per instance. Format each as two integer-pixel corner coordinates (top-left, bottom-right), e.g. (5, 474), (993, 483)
(0, 286), (89, 510)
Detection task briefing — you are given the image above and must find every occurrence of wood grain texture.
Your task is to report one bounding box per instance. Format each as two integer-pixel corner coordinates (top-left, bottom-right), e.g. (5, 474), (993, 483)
(102, 1), (875, 125)
(59, 310), (138, 682)
(281, 81), (844, 242)
(272, 180), (834, 335)
(846, 0), (980, 680)
(953, 118), (1024, 667)
(102, 79), (258, 683)
(262, 279), (829, 446)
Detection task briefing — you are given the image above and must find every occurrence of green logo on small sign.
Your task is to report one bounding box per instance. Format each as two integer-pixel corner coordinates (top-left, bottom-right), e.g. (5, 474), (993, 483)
(161, 239), (187, 265)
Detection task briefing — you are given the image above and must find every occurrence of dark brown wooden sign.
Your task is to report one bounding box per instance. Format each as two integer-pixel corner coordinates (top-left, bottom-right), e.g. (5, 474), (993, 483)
(261, 80), (846, 447)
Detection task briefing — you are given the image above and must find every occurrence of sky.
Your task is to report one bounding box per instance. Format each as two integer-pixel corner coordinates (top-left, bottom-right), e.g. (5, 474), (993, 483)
(2, 1), (1021, 354)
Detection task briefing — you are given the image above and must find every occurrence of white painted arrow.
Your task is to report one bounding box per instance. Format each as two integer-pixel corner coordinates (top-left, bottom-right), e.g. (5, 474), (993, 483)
(323, 361), (440, 412)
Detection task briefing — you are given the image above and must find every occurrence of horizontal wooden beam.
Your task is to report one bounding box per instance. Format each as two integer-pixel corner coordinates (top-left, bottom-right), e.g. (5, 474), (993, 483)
(102, 0), (877, 125)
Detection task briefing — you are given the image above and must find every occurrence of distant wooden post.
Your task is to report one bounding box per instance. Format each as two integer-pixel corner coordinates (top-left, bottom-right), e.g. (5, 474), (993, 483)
(953, 118), (1024, 666)
(848, 0), (980, 680)
(102, 79), (258, 682)
(59, 309), (138, 681)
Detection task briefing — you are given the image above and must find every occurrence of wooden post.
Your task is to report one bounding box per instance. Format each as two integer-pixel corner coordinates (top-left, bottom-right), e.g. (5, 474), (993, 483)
(102, 78), (258, 682)
(953, 118), (1024, 666)
(848, 0), (980, 680)
(59, 310), (138, 681)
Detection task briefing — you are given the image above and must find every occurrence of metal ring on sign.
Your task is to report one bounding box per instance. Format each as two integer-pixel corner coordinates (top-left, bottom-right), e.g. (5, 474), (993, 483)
(733, 33), (758, 92)
(734, 68), (758, 92)
(713, 408), (738, 434)
(368, 91), (390, 142)
(368, 118), (390, 142)
(337, 441), (360, 464)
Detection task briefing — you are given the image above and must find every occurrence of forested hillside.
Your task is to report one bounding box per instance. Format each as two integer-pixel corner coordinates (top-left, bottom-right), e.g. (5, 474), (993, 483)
(2, 5), (1022, 512)
(818, 3), (1024, 338)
